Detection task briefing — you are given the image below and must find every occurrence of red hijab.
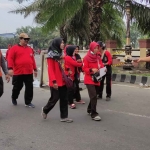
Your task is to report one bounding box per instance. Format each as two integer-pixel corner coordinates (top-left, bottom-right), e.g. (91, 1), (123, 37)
(84, 42), (100, 63)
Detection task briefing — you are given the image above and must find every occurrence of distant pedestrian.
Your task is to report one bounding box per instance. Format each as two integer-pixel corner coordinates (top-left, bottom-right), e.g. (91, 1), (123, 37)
(83, 42), (104, 121)
(41, 37), (73, 123)
(97, 41), (112, 101)
(8, 33), (37, 107)
(146, 50), (150, 69)
(0, 50), (10, 97)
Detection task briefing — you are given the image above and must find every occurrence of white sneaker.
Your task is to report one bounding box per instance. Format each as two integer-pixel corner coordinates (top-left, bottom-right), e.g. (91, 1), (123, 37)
(41, 107), (47, 119)
(92, 115), (101, 121)
(60, 118), (73, 123)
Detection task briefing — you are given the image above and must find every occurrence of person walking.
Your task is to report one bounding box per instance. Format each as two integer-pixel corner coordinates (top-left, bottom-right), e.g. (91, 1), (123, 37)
(8, 33), (37, 107)
(83, 41), (104, 121)
(41, 37), (73, 123)
(64, 45), (83, 109)
(73, 46), (85, 104)
(0, 50), (10, 97)
(97, 41), (112, 101)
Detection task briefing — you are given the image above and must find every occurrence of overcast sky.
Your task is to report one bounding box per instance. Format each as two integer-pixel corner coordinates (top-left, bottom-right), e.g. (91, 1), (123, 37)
(0, 0), (145, 34)
(0, 0), (35, 33)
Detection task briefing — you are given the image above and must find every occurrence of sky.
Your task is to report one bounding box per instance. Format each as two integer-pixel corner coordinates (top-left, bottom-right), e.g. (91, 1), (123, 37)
(0, 0), (146, 34)
(0, 0), (36, 33)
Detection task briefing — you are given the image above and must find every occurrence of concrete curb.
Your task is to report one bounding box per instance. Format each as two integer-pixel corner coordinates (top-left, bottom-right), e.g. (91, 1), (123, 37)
(112, 73), (150, 86)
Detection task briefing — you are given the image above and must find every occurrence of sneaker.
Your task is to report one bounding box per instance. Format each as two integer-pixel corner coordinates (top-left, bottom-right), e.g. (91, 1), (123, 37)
(60, 118), (73, 123)
(12, 99), (17, 106)
(92, 115), (101, 121)
(75, 100), (85, 104)
(97, 95), (102, 99)
(69, 103), (76, 109)
(25, 103), (35, 108)
(106, 96), (111, 101)
(41, 107), (47, 119)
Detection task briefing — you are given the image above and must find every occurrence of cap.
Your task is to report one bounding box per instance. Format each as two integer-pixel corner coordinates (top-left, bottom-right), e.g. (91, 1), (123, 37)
(97, 41), (103, 47)
(19, 33), (30, 39)
(97, 41), (106, 50)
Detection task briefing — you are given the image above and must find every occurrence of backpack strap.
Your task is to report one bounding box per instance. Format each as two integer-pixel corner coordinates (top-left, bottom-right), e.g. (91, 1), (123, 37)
(101, 50), (106, 60)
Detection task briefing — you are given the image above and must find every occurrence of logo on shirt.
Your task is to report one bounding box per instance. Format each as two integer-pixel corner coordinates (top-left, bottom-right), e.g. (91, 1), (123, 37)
(30, 53), (33, 57)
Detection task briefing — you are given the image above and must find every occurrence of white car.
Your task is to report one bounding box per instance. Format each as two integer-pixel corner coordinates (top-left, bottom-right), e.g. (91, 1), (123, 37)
(1, 49), (7, 59)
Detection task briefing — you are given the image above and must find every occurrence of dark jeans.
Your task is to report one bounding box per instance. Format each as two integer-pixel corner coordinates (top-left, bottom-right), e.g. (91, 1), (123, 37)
(0, 77), (3, 97)
(86, 84), (99, 118)
(74, 78), (81, 102)
(98, 73), (112, 97)
(43, 86), (68, 119)
(12, 74), (33, 105)
(68, 79), (81, 104)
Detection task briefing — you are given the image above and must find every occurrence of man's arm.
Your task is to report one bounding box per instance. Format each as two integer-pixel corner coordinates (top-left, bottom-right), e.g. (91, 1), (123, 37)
(137, 56), (150, 62)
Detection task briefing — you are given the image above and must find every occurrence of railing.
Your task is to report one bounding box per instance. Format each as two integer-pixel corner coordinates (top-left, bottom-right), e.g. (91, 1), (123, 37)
(112, 48), (140, 58)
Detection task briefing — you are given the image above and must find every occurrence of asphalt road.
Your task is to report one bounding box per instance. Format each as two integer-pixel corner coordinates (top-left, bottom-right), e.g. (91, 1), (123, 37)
(0, 55), (150, 150)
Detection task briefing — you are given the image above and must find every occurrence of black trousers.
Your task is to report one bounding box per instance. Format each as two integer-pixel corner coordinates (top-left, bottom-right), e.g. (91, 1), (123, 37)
(74, 78), (81, 102)
(98, 73), (112, 97)
(12, 74), (33, 105)
(43, 86), (68, 119)
(86, 84), (99, 118)
(0, 77), (4, 97)
(68, 79), (81, 104)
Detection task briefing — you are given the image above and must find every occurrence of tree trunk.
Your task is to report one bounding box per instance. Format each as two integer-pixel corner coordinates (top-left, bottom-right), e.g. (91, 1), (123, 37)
(60, 24), (67, 43)
(79, 36), (83, 50)
(86, 0), (103, 42)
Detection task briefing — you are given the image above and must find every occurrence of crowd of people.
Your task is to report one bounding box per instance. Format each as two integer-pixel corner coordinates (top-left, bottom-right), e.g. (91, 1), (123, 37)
(1, 32), (148, 123)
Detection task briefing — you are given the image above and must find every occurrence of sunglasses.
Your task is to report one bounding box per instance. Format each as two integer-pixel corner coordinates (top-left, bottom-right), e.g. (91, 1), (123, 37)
(20, 37), (30, 41)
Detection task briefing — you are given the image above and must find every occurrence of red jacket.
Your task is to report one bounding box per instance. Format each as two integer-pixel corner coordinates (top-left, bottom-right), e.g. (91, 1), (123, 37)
(47, 58), (65, 87)
(8, 44), (37, 75)
(64, 56), (82, 81)
(83, 57), (104, 86)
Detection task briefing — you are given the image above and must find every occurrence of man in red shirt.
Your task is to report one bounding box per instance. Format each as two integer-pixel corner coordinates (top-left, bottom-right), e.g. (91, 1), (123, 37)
(8, 33), (37, 107)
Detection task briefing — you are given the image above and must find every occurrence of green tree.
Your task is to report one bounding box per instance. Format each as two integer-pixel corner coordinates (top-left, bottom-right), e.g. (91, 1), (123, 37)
(10, 0), (150, 46)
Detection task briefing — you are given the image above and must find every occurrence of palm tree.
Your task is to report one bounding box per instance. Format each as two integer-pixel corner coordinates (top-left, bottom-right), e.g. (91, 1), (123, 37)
(10, 0), (150, 44)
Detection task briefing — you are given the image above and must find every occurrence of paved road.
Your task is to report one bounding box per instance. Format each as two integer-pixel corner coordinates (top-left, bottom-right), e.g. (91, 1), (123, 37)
(0, 55), (150, 150)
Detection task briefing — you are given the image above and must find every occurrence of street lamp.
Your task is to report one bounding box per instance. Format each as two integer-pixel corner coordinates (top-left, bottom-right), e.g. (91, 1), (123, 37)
(123, 0), (133, 70)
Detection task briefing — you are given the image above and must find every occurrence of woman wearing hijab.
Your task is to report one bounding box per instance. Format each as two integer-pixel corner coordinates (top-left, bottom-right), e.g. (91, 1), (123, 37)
(83, 42), (104, 121)
(73, 46), (85, 104)
(41, 37), (73, 123)
(64, 45), (83, 109)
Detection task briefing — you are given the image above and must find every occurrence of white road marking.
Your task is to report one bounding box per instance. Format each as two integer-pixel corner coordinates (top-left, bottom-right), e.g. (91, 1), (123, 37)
(113, 83), (150, 89)
(106, 109), (150, 119)
(38, 67), (41, 71)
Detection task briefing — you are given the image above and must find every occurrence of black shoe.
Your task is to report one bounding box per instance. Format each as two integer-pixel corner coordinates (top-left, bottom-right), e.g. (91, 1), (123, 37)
(106, 96), (111, 101)
(12, 99), (17, 105)
(97, 95), (102, 99)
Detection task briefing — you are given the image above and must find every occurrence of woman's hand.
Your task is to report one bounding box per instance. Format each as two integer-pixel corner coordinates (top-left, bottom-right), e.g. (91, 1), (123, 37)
(92, 68), (98, 74)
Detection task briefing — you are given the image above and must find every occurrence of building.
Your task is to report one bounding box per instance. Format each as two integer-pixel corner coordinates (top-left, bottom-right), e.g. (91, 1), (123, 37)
(0, 33), (15, 38)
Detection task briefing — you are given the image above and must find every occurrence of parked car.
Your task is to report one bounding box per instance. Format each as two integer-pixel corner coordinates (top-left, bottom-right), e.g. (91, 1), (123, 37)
(0, 49), (7, 60)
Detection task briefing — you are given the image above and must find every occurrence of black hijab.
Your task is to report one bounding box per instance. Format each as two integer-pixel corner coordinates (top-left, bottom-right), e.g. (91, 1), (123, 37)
(47, 37), (63, 60)
(66, 45), (77, 57)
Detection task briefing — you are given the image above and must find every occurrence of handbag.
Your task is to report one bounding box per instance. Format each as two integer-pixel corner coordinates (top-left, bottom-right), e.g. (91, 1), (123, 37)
(58, 62), (73, 88)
